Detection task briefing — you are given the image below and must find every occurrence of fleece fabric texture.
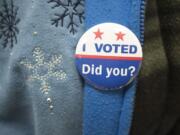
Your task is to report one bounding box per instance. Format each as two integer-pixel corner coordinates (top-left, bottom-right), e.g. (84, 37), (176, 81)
(0, 0), (84, 135)
(0, 0), (179, 135)
(130, 0), (180, 135)
(83, 0), (142, 135)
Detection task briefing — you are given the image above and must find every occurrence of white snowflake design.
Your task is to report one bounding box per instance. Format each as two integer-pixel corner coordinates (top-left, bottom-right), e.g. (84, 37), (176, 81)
(48, 0), (85, 34)
(20, 47), (67, 113)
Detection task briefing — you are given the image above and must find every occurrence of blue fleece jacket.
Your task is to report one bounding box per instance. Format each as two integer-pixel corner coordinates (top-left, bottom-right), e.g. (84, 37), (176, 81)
(83, 0), (142, 135)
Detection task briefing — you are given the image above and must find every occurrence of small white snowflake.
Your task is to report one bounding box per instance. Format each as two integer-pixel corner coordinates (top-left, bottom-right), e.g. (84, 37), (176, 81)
(20, 47), (67, 112)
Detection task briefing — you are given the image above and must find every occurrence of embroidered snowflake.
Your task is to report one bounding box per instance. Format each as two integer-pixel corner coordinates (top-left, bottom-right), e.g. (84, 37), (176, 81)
(20, 47), (67, 112)
(0, 0), (20, 48)
(48, 0), (85, 34)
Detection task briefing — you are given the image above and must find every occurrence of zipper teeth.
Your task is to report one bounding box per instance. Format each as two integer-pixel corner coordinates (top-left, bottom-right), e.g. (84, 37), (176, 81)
(140, 0), (147, 45)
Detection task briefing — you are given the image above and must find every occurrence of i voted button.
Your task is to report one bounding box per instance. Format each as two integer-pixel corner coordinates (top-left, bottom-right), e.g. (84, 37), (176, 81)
(75, 23), (143, 90)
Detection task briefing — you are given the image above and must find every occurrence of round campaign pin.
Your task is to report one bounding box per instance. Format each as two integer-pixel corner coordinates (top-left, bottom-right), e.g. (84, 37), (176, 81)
(75, 23), (143, 90)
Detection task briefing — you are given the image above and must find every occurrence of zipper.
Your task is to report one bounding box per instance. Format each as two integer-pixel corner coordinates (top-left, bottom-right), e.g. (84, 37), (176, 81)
(140, 0), (147, 45)
(129, 0), (147, 134)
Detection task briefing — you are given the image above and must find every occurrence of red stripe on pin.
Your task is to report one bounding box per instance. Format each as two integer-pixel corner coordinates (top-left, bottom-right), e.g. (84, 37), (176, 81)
(75, 54), (143, 61)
